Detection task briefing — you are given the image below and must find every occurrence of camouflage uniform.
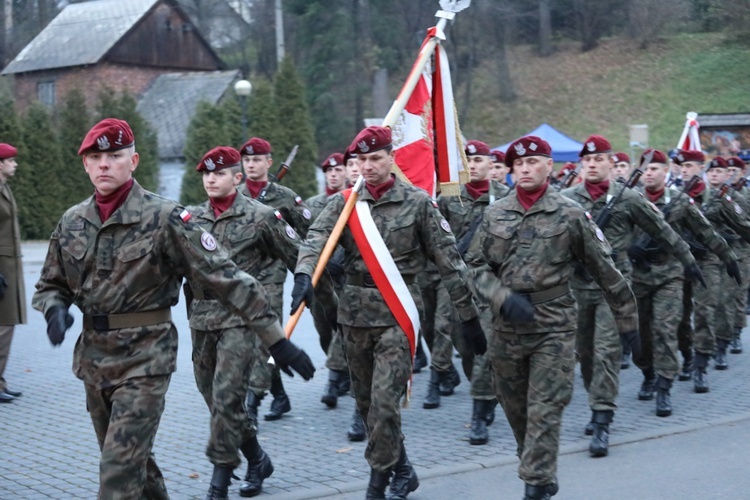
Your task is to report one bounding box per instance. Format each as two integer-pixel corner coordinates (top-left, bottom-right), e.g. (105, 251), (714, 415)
(562, 182), (695, 412)
(474, 188), (637, 487)
(296, 176), (479, 471)
(32, 181), (283, 499)
(306, 192), (329, 221)
(631, 187), (736, 382)
(185, 192), (305, 467)
(718, 186), (750, 341)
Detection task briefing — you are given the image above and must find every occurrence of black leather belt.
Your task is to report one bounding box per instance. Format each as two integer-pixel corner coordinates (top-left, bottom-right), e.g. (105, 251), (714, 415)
(83, 309), (172, 332)
(346, 273), (416, 288)
(516, 283), (570, 305)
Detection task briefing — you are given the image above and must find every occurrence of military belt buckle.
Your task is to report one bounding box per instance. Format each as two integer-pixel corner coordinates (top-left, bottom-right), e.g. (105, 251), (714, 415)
(92, 314), (110, 331)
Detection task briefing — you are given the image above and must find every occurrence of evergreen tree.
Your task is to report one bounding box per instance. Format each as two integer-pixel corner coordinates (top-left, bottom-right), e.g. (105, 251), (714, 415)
(273, 56), (318, 199)
(15, 103), (64, 239)
(57, 87), (93, 208)
(217, 93), (245, 149)
(0, 91), (23, 146)
(245, 78), (280, 146)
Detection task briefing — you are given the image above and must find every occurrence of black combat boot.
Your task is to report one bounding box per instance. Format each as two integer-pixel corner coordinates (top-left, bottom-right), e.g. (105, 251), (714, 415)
(239, 438), (274, 498)
(523, 481), (559, 499)
(412, 342), (428, 374)
(264, 371), (291, 421)
(730, 327), (743, 354)
(469, 399), (491, 445)
(321, 369), (344, 408)
(693, 352), (710, 393)
(244, 390), (263, 424)
(715, 339), (729, 370)
(205, 464), (233, 500)
(439, 364), (461, 396)
(347, 407), (367, 442)
(678, 351), (694, 381)
(366, 467), (391, 500)
(584, 411), (595, 436)
(387, 443), (419, 499)
(637, 368), (656, 401)
(422, 368), (441, 409)
(655, 375), (673, 417)
(589, 410), (614, 457)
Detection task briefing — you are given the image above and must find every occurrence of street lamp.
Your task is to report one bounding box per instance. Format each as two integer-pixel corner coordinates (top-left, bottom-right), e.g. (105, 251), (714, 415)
(234, 79), (252, 139)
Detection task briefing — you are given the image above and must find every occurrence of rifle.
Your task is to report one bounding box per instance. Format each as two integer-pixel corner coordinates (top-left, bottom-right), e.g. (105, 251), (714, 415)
(259, 145), (299, 201)
(556, 162), (582, 191)
(593, 150), (651, 230)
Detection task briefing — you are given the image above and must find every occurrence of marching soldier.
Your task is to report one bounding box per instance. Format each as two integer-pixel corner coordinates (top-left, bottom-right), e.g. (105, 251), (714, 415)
(306, 152), (347, 219)
(611, 152), (632, 182)
(293, 126), (485, 500)
(562, 135), (701, 457)
(726, 156), (749, 354)
(32, 119), (314, 499)
(473, 135), (637, 500)
(490, 149), (510, 185)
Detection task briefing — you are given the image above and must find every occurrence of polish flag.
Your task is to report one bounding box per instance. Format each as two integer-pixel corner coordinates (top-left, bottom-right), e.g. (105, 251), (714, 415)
(677, 111), (701, 151)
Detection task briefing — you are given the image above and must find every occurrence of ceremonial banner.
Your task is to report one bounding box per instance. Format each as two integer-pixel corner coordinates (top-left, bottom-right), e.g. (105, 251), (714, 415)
(677, 111), (701, 151)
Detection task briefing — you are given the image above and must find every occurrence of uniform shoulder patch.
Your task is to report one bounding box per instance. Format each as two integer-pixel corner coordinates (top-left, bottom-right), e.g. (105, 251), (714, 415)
(302, 208), (312, 220)
(294, 195), (303, 205)
(180, 209), (192, 223)
(595, 227), (605, 242)
(431, 200), (439, 208)
(584, 211), (593, 221)
(440, 219), (452, 233)
(735, 202), (743, 215)
(200, 231), (217, 251)
(274, 210), (283, 220)
(285, 225), (297, 239)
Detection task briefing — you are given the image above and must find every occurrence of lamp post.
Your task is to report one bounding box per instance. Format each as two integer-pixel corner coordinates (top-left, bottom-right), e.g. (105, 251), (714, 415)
(234, 79), (252, 139)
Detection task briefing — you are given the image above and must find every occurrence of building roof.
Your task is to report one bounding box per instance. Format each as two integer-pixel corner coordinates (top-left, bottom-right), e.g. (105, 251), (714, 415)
(137, 70), (240, 159)
(3, 0), (160, 75)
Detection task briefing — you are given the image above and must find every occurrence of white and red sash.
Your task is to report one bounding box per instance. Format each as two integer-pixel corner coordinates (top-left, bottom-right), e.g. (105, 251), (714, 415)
(342, 189), (420, 360)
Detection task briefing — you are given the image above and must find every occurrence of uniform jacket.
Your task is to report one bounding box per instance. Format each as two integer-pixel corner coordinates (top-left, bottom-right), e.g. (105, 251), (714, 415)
(32, 181), (282, 389)
(695, 185), (750, 252)
(0, 181), (25, 325)
(306, 192), (329, 221)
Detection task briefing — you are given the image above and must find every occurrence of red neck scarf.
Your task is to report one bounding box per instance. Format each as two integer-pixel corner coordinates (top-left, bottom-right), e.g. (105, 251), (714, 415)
(688, 180), (706, 199)
(465, 180), (490, 200)
(645, 186), (665, 203)
(95, 178), (134, 222)
(584, 179), (610, 201)
(366, 175), (396, 201)
(517, 181), (549, 211)
(326, 186), (342, 197)
(209, 191), (238, 218)
(245, 179), (268, 199)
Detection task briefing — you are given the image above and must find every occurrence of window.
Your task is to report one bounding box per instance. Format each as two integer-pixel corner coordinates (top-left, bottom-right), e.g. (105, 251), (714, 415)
(37, 81), (56, 107)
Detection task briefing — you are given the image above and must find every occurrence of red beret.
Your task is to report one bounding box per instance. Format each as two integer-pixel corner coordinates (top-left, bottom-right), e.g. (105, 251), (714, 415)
(0, 143), (18, 159)
(196, 146), (241, 172)
(580, 135), (612, 157)
(465, 140), (490, 156)
(490, 149), (505, 164)
(641, 148), (668, 165)
(350, 126), (392, 155)
(321, 152), (345, 171)
(240, 137), (271, 156)
(343, 146), (357, 165)
(706, 157), (728, 170)
(557, 161), (577, 179)
(78, 118), (134, 155)
(673, 149), (705, 165)
(727, 157), (746, 169)
(504, 135), (551, 167)
(612, 152), (630, 164)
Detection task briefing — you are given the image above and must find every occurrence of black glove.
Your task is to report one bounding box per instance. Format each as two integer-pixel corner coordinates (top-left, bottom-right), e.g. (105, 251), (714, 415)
(269, 338), (315, 380)
(461, 316), (487, 356)
(0, 272), (6, 300)
(620, 330), (641, 365)
(500, 293), (535, 324)
(727, 260), (742, 286)
(44, 306), (74, 346)
(626, 244), (647, 263)
(290, 273), (314, 315)
(684, 263), (706, 288)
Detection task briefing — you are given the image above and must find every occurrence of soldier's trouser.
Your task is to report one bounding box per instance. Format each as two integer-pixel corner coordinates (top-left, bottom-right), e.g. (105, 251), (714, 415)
(572, 288), (620, 411)
(417, 271), (439, 353)
(717, 259), (741, 343)
(311, 298), (333, 354)
(0, 325), (14, 392)
(736, 257), (750, 329)
(343, 324), (411, 471)
(431, 282), (473, 375)
(693, 261), (722, 355)
(86, 375), (170, 500)
(470, 306), (495, 399)
(325, 328), (349, 371)
(192, 326), (258, 468)
(632, 278), (683, 380)
(248, 283), (283, 394)
(490, 330), (575, 486)
(677, 279), (694, 360)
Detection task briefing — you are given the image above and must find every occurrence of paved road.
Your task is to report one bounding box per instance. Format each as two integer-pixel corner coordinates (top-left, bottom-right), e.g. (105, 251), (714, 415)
(2, 242), (750, 499)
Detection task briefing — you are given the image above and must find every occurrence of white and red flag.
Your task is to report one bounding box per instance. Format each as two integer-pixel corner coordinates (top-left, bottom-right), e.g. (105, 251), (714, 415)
(677, 111), (701, 151)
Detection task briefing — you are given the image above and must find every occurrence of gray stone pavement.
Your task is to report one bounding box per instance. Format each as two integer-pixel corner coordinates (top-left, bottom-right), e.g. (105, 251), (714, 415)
(2, 242), (750, 499)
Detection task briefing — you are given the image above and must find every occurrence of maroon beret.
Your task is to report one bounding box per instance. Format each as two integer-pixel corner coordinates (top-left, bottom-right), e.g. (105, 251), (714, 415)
(504, 135), (551, 167)
(240, 137), (272, 156)
(706, 156), (728, 170)
(350, 126), (392, 155)
(490, 149), (505, 164)
(641, 148), (668, 165)
(196, 146), (241, 172)
(465, 140), (491, 156)
(343, 146), (357, 165)
(612, 152), (630, 164)
(0, 143), (18, 159)
(727, 157), (746, 169)
(321, 152), (345, 171)
(673, 149), (705, 165)
(78, 118), (134, 155)
(580, 135), (612, 157)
